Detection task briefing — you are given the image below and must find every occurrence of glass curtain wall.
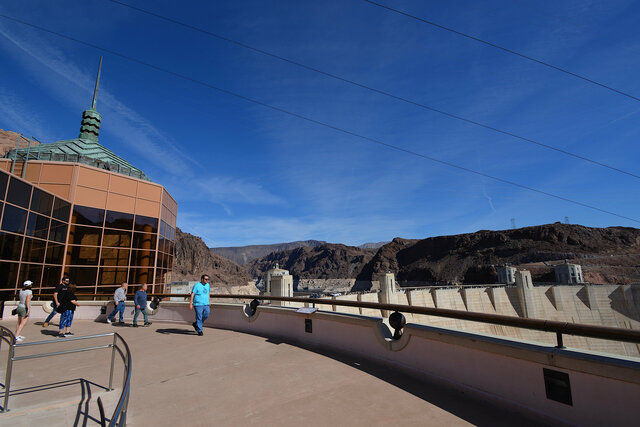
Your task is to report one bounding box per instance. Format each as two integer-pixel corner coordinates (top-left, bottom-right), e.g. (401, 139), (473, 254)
(0, 170), (71, 297)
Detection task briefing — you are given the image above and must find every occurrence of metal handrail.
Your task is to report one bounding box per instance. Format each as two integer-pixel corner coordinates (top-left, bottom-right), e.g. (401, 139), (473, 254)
(161, 293), (640, 347)
(0, 331), (132, 426)
(18, 292), (640, 345)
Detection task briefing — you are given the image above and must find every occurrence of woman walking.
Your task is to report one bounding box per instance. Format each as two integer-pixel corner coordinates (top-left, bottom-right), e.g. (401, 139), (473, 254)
(58, 283), (78, 337)
(15, 280), (33, 342)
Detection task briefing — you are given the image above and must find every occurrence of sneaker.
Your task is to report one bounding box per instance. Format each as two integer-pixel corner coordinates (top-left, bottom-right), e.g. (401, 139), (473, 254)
(17, 335), (25, 340)
(197, 331), (203, 336)
(106, 318), (112, 324)
(132, 324), (138, 328)
(192, 322), (198, 331)
(15, 336), (24, 342)
(143, 322), (152, 327)
(66, 332), (74, 336)
(42, 322), (49, 327)
(118, 321), (126, 325)
(58, 333), (67, 337)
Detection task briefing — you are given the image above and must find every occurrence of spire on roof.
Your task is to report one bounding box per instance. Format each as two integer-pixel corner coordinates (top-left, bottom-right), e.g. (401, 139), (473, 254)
(79, 57), (103, 142)
(91, 56), (102, 110)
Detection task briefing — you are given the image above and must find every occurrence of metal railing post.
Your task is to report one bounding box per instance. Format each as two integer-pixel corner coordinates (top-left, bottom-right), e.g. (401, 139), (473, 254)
(2, 344), (15, 412)
(556, 332), (565, 349)
(109, 334), (116, 390)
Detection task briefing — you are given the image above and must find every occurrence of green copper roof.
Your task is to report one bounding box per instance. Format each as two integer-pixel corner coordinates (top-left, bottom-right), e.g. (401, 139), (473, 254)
(3, 57), (150, 181)
(4, 138), (149, 181)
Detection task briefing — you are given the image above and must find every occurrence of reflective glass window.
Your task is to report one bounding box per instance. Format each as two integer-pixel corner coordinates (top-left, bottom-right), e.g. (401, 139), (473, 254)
(69, 225), (102, 246)
(98, 268), (128, 286)
(31, 188), (53, 216)
(158, 237), (166, 254)
(132, 232), (157, 250)
(100, 248), (130, 266)
(103, 229), (131, 248)
(6, 177), (31, 208)
(18, 263), (43, 289)
(49, 220), (68, 244)
(128, 267), (154, 284)
(52, 198), (71, 222)
(65, 267), (98, 287)
(166, 254), (173, 270)
(134, 215), (158, 233)
(42, 265), (62, 287)
(72, 205), (104, 226)
(66, 245), (100, 266)
(22, 237), (46, 263)
(105, 210), (134, 230)
(0, 232), (23, 261)
(155, 268), (167, 284)
(160, 220), (166, 237)
(0, 171), (8, 200)
(0, 261), (19, 290)
(45, 243), (65, 265)
(1, 204), (28, 234)
(26, 212), (50, 239)
(130, 249), (155, 267)
(169, 226), (175, 242)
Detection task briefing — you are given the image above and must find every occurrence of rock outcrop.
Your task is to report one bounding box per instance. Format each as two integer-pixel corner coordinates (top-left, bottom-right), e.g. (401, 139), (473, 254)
(174, 228), (253, 287)
(357, 223), (640, 285)
(248, 243), (375, 280)
(0, 129), (39, 157)
(210, 240), (325, 265)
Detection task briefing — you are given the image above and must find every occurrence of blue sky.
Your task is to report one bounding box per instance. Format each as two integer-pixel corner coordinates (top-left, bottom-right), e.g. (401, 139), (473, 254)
(1, 0), (639, 247)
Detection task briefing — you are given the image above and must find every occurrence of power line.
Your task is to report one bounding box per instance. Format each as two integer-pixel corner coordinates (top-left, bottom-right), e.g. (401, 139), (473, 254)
(0, 13), (638, 225)
(101, 0), (640, 180)
(364, 0), (640, 103)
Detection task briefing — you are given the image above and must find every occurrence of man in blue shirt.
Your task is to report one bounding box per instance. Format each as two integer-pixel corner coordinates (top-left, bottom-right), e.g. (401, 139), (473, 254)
(133, 284), (152, 327)
(190, 274), (210, 336)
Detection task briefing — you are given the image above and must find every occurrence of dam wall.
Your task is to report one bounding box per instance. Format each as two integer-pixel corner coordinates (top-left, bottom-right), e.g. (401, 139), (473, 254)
(292, 283), (640, 357)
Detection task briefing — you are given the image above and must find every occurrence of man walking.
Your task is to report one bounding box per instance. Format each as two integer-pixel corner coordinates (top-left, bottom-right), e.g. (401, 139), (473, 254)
(43, 276), (69, 327)
(190, 274), (210, 336)
(106, 282), (128, 324)
(133, 284), (152, 327)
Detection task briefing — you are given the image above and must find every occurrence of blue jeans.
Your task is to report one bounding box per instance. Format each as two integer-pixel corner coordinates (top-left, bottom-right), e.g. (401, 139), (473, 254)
(45, 302), (59, 323)
(133, 307), (148, 325)
(194, 305), (210, 332)
(107, 302), (125, 322)
(59, 310), (74, 330)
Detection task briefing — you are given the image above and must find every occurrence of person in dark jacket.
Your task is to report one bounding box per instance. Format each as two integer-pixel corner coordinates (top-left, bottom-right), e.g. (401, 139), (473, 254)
(133, 284), (152, 327)
(58, 283), (78, 337)
(43, 276), (69, 327)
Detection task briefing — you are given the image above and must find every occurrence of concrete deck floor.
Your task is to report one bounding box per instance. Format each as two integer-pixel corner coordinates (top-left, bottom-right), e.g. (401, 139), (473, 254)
(0, 319), (545, 427)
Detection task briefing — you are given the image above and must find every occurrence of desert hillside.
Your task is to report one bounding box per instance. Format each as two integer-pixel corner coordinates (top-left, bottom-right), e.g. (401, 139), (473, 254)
(248, 243), (375, 279)
(174, 228), (253, 287)
(357, 223), (640, 285)
(210, 240), (325, 265)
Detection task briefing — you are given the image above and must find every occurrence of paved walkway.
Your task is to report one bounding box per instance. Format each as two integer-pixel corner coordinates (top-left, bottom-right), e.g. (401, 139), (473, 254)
(0, 319), (544, 426)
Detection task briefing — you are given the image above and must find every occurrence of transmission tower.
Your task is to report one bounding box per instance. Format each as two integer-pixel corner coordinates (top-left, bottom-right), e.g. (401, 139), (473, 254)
(565, 216), (570, 224)
(510, 218), (516, 229)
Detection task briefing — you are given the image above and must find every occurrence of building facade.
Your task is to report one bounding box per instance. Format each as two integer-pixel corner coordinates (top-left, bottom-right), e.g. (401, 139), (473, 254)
(0, 59), (176, 297)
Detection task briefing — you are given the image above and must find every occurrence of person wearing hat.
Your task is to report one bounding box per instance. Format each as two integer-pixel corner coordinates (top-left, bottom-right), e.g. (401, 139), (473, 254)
(15, 280), (33, 342)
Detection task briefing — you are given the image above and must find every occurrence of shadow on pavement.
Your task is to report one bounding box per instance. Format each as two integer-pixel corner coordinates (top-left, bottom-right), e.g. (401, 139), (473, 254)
(155, 328), (196, 335)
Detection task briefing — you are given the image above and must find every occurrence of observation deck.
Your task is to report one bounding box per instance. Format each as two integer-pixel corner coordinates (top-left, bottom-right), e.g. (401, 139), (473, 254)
(1, 297), (639, 426)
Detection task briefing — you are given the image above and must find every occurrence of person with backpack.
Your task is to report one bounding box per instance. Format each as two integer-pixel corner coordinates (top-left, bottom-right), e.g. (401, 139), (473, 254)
(43, 276), (69, 327)
(58, 283), (78, 337)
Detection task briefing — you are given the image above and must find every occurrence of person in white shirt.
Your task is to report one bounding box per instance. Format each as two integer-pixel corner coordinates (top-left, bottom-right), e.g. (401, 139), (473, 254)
(15, 280), (33, 342)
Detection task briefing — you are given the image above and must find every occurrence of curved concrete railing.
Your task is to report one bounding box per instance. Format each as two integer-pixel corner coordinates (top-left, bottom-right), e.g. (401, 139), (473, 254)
(4, 299), (640, 425)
